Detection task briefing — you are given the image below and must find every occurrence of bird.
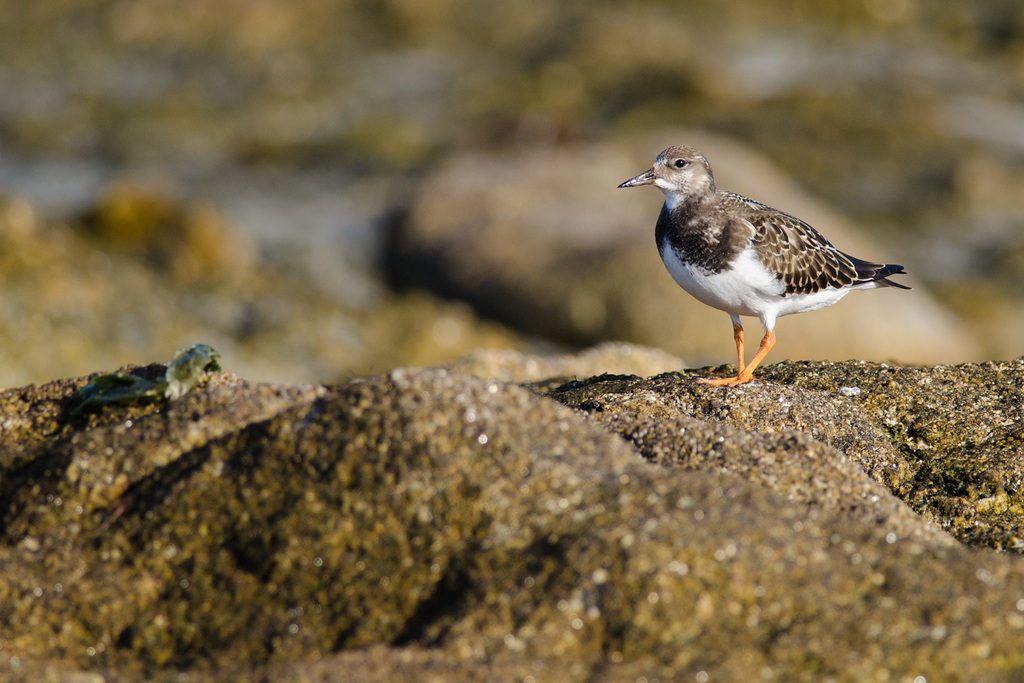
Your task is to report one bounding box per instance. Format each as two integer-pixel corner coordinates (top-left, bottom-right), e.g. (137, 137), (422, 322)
(618, 145), (910, 386)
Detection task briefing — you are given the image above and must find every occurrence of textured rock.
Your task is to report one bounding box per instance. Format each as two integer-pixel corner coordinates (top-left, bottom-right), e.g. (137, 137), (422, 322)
(547, 357), (1024, 552)
(2, 356), (1024, 681)
(391, 132), (979, 364)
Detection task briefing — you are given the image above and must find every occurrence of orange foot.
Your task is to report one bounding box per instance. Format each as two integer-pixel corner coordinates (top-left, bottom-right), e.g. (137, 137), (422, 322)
(696, 327), (776, 388)
(697, 374), (755, 386)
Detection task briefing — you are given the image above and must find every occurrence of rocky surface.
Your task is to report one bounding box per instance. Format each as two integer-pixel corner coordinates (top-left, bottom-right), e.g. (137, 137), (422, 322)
(549, 357), (1024, 552)
(2, 349), (1024, 681)
(390, 132), (979, 365)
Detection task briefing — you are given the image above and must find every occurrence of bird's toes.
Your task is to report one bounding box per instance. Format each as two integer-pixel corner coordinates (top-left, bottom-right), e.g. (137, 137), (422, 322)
(696, 375), (756, 387)
(696, 376), (739, 386)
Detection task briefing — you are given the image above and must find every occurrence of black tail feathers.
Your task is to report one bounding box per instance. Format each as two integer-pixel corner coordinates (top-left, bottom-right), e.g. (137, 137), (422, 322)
(845, 254), (912, 290)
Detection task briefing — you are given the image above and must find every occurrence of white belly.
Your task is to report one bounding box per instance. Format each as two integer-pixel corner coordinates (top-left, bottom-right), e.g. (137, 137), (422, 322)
(660, 242), (854, 327)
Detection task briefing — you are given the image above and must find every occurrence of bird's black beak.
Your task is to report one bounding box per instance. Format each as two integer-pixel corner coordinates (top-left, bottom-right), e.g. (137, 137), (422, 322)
(618, 168), (656, 188)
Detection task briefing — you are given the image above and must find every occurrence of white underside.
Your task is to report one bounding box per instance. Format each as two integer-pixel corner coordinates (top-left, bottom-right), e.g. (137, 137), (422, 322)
(660, 240), (871, 331)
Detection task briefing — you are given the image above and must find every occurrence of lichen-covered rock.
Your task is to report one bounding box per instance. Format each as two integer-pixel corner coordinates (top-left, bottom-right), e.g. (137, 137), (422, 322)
(759, 359), (1024, 552)
(2, 357), (1024, 681)
(548, 358), (1024, 552)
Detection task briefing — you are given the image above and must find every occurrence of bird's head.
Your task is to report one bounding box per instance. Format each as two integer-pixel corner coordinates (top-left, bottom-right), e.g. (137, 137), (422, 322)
(618, 145), (716, 209)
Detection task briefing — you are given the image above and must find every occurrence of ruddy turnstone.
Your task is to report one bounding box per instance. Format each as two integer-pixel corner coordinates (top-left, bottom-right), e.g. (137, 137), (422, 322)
(619, 145), (910, 386)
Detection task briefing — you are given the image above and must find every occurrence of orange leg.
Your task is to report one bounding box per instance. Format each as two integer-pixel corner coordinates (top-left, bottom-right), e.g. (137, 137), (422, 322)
(698, 327), (776, 387)
(738, 328), (776, 382)
(732, 323), (745, 374)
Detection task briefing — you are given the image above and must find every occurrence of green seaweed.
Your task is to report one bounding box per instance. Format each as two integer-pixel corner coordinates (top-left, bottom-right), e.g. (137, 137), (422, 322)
(165, 342), (222, 399)
(73, 343), (221, 415)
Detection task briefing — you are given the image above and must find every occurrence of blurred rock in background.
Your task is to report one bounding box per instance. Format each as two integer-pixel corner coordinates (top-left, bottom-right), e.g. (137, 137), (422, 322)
(0, 0), (1022, 385)
(0, 194), (520, 387)
(391, 131), (977, 364)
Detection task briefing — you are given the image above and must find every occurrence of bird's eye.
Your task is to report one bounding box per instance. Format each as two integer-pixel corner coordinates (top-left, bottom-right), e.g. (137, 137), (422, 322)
(673, 159), (688, 168)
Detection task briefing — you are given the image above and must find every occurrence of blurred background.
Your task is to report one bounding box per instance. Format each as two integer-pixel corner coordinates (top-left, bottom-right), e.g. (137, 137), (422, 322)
(1, 0), (1022, 387)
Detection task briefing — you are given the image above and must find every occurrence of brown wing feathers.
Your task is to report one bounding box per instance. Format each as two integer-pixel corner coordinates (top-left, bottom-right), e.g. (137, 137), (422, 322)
(749, 210), (908, 295)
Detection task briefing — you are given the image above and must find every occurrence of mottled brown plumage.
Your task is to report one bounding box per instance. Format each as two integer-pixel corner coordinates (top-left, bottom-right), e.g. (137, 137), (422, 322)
(732, 193), (907, 295)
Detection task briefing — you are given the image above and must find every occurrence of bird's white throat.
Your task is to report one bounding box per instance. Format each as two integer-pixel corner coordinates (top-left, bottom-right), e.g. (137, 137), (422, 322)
(656, 184), (688, 212)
